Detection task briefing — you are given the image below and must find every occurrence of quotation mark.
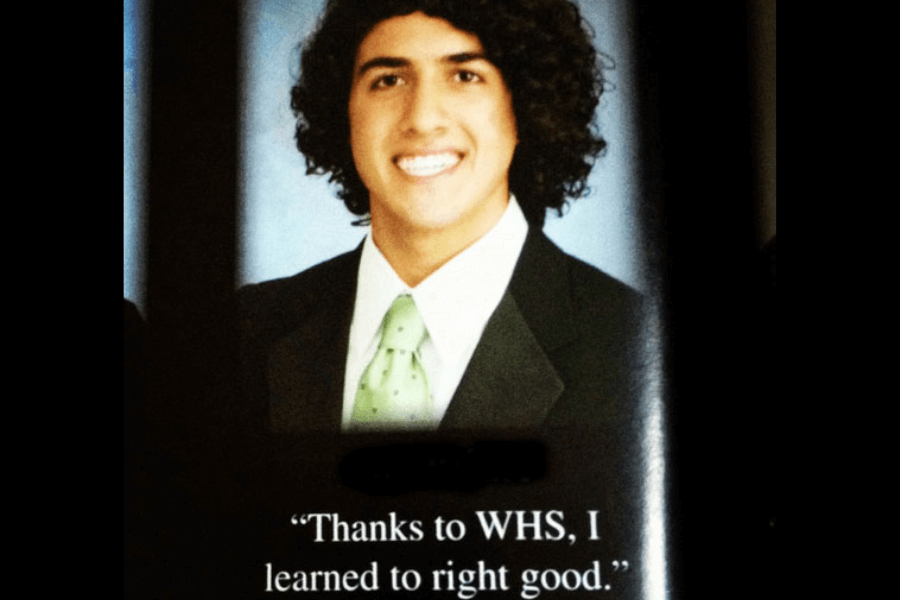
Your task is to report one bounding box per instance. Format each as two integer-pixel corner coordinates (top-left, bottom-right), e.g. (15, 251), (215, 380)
(290, 514), (309, 526)
(612, 560), (629, 572)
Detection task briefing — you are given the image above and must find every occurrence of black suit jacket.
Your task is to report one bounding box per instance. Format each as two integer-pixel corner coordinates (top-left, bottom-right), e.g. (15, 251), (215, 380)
(237, 230), (643, 434)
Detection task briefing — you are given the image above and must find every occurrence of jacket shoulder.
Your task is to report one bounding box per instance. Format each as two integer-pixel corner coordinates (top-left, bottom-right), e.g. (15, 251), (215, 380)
(237, 249), (360, 338)
(563, 252), (643, 320)
(515, 231), (643, 327)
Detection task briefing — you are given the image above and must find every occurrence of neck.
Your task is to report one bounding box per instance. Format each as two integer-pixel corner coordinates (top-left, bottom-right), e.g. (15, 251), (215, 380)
(372, 232), (449, 287)
(370, 201), (508, 288)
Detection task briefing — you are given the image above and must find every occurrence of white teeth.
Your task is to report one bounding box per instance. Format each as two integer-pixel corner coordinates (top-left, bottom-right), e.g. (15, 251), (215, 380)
(397, 153), (460, 177)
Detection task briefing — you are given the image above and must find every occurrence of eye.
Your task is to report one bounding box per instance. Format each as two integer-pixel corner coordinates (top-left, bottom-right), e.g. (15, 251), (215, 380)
(455, 70), (482, 84)
(371, 74), (403, 90)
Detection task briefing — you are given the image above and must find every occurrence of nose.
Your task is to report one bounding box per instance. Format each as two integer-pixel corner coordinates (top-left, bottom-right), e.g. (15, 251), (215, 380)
(400, 78), (448, 137)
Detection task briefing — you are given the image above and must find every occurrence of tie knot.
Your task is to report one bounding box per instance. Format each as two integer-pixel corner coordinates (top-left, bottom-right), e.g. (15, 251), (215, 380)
(381, 295), (427, 352)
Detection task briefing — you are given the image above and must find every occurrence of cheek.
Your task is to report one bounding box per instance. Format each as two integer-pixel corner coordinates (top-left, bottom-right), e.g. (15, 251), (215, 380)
(349, 102), (395, 159)
(478, 95), (517, 150)
(488, 110), (518, 162)
(349, 108), (377, 173)
(501, 97), (518, 144)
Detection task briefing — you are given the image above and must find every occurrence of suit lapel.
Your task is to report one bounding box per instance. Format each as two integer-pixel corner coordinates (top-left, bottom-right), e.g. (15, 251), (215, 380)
(266, 249), (360, 433)
(440, 231), (578, 429)
(440, 291), (564, 428)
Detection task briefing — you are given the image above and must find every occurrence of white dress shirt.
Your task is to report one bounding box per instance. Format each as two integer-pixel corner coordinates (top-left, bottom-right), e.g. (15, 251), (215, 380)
(341, 196), (529, 430)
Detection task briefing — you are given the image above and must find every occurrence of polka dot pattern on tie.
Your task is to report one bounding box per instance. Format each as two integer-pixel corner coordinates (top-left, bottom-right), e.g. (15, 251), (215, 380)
(350, 295), (432, 430)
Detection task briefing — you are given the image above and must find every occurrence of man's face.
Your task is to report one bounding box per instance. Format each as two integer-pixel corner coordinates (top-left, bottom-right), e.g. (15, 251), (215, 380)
(349, 11), (518, 244)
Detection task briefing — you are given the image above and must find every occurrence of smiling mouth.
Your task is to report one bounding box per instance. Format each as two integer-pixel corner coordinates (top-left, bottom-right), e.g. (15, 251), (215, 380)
(396, 152), (462, 178)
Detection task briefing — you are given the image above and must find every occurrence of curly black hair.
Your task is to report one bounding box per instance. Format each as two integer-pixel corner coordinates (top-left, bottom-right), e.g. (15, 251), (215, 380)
(290, 0), (607, 228)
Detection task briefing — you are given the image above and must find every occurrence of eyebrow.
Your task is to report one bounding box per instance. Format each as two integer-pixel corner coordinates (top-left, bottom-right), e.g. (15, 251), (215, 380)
(355, 52), (490, 78)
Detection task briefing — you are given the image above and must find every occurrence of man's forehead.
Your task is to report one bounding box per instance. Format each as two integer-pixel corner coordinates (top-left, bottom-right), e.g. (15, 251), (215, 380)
(353, 12), (486, 68)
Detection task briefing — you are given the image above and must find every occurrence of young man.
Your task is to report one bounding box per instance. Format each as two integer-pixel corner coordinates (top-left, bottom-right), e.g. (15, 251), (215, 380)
(239, 0), (643, 433)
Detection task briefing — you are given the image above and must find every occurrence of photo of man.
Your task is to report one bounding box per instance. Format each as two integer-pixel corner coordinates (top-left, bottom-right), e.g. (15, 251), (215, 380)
(237, 0), (644, 433)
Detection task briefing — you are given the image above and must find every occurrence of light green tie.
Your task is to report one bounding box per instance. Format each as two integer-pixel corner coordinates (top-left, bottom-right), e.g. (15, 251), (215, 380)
(351, 295), (432, 430)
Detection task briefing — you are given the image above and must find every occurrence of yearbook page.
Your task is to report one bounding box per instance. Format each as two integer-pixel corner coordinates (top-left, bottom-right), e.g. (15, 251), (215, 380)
(125, 1), (775, 598)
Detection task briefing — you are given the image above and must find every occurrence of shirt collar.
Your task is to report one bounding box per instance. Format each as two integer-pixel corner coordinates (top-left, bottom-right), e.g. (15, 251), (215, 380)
(351, 196), (529, 362)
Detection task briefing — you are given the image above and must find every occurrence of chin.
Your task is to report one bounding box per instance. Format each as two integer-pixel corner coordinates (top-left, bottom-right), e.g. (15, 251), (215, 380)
(392, 191), (464, 227)
(401, 209), (467, 234)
